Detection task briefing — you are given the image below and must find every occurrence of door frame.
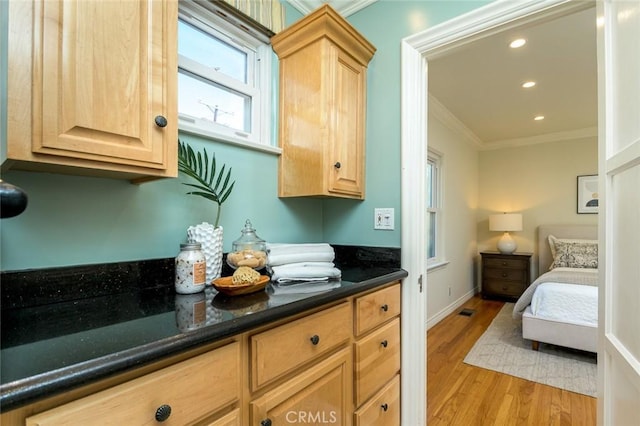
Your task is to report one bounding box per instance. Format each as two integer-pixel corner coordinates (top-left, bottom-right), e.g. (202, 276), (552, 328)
(400, 0), (594, 424)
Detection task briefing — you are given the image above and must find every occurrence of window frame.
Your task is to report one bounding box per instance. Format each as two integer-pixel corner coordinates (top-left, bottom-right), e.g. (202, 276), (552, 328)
(427, 149), (446, 269)
(177, 1), (279, 154)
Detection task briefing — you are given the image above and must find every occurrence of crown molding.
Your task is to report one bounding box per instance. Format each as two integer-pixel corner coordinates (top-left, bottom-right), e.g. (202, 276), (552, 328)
(481, 127), (598, 150)
(286, 0), (378, 17)
(428, 94), (484, 149)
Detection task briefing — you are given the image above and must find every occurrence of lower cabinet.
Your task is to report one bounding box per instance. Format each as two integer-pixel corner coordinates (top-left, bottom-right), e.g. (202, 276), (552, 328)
(250, 349), (352, 426)
(7, 282), (402, 425)
(353, 283), (401, 425)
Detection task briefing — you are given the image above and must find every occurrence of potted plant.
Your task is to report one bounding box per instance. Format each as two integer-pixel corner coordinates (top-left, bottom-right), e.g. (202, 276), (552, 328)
(178, 140), (235, 282)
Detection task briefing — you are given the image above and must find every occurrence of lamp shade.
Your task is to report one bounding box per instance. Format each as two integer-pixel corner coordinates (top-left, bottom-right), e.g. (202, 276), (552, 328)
(489, 213), (522, 232)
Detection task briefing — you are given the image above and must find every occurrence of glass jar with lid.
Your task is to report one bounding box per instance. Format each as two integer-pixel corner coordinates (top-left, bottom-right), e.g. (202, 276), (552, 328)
(226, 219), (267, 270)
(175, 242), (206, 294)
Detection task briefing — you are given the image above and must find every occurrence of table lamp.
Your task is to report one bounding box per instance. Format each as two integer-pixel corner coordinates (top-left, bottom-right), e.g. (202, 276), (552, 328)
(489, 213), (522, 254)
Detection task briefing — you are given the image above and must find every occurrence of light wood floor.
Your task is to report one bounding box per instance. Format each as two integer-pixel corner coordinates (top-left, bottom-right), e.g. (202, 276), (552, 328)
(427, 296), (597, 425)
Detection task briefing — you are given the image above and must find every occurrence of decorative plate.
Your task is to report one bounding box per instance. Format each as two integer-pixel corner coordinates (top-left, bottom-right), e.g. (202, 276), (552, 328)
(212, 275), (270, 296)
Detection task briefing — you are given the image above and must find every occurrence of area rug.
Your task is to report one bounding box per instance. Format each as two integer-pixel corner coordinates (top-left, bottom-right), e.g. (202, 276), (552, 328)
(463, 303), (597, 397)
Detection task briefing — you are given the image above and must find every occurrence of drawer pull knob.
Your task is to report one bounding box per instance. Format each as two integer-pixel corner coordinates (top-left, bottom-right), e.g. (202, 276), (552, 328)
(381, 340), (388, 348)
(310, 334), (320, 345)
(502, 273), (508, 277)
(381, 304), (389, 312)
(261, 419), (272, 426)
(502, 261), (507, 266)
(381, 403), (389, 412)
(155, 404), (172, 422)
(334, 161), (341, 169)
(154, 115), (168, 128)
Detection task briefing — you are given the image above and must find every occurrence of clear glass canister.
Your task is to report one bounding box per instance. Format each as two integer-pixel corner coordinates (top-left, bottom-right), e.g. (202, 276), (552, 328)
(175, 243), (206, 294)
(226, 219), (267, 270)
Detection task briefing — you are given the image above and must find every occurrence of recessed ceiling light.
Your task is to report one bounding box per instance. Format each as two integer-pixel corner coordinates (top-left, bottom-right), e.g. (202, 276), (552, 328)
(534, 115), (545, 121)
(522, 81), (536, 88)
(510, 38), (526, 48)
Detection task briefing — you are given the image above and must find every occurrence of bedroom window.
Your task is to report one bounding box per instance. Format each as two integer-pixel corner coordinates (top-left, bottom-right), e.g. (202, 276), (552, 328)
(178, 2), (273, 151)
(427, 150), (444, 268)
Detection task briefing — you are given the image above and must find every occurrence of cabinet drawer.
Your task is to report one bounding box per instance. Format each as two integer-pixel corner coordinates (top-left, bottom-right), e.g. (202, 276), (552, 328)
(354, 318), (400, 406)
(483, 257), (527, 270)
(483, 280), (526, 297)
(483, 267), (526, 281)
(26, 342), (240, 426)
(251, 302), (351, 390)
(354, 374), (400, 426)
(355, 283), (400, 337)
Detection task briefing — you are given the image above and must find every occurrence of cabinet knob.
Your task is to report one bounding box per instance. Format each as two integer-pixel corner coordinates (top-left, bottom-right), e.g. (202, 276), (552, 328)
(310, 334), (320, 345)
(502, 261), (508, 266)
(381, 340), (388, 348)
(501, 272), (508, 278)
(381, 304), (389, 312)
(381, 403), (389, 412)
(261, 419), (272, 426)
(154, 115), (168, 128)
(334, 161), (341, 169)
(155, 404), (172, 422)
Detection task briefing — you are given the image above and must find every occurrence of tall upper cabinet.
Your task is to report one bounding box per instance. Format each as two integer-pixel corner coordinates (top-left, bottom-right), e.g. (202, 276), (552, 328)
(271, 5), (375, 199)
(5, 0), (178, 182)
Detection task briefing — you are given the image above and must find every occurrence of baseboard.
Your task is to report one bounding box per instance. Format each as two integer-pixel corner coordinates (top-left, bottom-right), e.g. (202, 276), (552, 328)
(426, 287), (478, 330)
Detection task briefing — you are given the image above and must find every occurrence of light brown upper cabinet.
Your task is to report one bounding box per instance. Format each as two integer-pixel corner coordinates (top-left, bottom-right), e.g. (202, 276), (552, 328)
(5, 0), (178, 182)
(271, 5), (375, 199)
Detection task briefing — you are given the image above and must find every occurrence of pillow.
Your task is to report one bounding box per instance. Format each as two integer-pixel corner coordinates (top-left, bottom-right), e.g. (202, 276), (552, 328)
(548, 235), (598, 270)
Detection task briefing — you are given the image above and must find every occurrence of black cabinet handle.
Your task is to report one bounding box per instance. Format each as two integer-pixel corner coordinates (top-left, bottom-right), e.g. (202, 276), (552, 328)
(381, 403), (389, 412)
(155, 404), (172, 422)
(381, 340), (388, 348)
(154, 115), (168, 128)
(261, 419), (272, 426)
(334, 161), (341, 169)
(381, 304), (389, 312)
(310, 334), (320, 345)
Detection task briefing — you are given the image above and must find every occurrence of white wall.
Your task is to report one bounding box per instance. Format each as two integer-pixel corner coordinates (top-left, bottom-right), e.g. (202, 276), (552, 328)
(426, 102), (479, 329)
(478, 136), (598, 277)
(426, 108), (598, 328)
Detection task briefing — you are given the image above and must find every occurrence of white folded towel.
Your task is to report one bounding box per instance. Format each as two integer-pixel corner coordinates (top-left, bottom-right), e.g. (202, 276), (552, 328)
(268, 281), (341, 295)
(267, 252), (335, 267)
(273, 261), (335, 269)
(266, 243), (334, 256)
(269, 264), (342, 283)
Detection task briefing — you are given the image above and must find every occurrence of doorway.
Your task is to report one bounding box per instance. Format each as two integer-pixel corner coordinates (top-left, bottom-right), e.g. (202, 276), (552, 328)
(400, 1), (596, 424)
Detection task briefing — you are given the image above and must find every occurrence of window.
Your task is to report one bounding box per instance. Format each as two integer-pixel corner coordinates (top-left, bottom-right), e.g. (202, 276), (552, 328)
(178, 2), (275, 151)
(427, 150), (444, 267)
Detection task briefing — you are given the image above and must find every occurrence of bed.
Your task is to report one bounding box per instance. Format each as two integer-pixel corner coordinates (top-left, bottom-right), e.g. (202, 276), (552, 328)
(513, 225), (598, 353)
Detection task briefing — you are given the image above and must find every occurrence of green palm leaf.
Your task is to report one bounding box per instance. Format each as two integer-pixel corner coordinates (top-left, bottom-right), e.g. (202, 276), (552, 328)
(178, 140), (235, 228)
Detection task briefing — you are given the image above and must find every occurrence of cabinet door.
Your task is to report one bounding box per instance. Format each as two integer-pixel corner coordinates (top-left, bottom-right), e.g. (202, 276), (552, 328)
(251, 348), (352, 426)
(328, 46), (365, 198)
(22, 0), (176, 175)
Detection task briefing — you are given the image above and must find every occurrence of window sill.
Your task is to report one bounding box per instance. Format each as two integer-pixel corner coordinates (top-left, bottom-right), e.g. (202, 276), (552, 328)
(179, 125), (282, 156)
(427, 260), (449, 272)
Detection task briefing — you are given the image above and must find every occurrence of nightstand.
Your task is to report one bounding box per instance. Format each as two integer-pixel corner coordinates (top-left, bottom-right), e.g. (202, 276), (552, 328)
(480, 252), (532, 301)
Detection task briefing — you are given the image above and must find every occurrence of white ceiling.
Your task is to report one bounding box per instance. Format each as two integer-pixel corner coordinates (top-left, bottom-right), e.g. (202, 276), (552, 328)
(287, 2), (598, 150)
(428, 7), (598, 149)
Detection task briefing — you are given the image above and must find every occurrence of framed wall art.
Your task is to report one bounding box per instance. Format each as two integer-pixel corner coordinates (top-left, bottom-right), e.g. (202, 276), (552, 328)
(577, 174), (599, 214)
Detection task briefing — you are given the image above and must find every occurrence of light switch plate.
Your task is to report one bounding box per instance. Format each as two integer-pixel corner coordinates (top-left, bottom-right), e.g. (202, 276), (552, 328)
(374, 208), (395, 230)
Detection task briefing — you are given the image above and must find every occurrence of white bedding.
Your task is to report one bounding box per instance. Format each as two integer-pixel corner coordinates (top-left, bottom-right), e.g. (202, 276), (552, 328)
(530, 282), (598, 326)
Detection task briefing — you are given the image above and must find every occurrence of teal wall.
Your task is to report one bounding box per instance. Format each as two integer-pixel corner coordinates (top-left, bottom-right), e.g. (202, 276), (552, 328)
(1, 1), (488, 272)
(322, 1), (490, 246)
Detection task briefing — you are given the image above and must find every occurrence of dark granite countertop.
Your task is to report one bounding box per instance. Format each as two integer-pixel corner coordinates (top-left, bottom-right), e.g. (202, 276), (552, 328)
(0, 246), (406, 412)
